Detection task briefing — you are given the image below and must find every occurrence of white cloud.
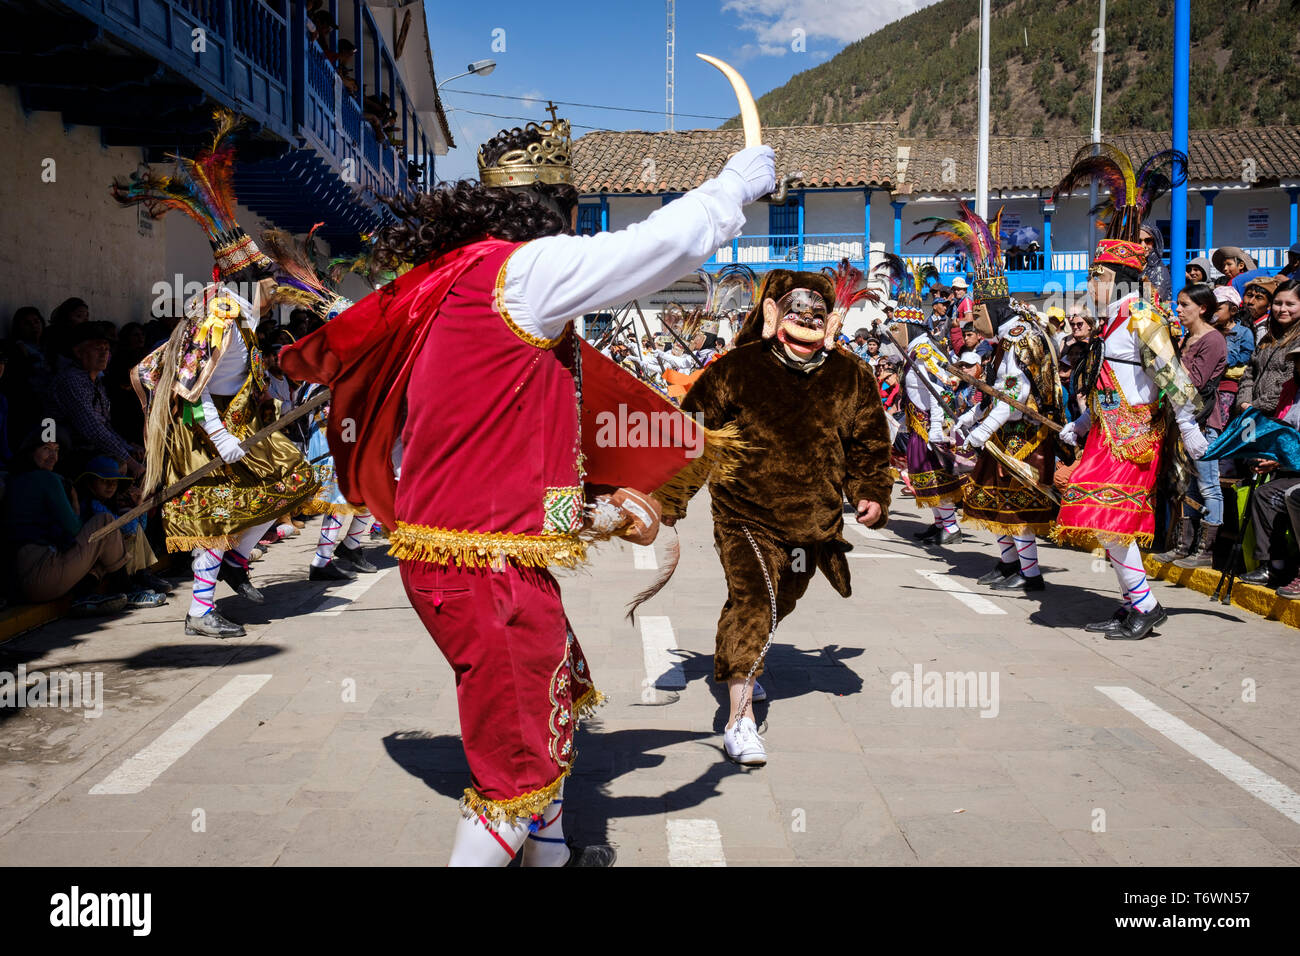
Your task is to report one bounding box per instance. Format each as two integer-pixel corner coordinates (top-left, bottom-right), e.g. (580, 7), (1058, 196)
(721, 0), (941, 53)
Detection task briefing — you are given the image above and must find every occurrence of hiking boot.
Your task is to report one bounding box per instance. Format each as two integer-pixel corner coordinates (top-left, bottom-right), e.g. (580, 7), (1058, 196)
(1154, 516), (1194, 563)
(1173, 522), (1220, 569)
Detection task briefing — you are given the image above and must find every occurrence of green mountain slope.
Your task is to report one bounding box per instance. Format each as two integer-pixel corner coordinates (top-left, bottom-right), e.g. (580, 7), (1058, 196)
(726, 0), (1300, 136)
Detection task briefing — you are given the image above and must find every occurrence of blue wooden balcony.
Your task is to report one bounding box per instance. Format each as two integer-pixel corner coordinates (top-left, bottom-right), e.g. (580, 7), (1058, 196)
(12, 0), (440, 250)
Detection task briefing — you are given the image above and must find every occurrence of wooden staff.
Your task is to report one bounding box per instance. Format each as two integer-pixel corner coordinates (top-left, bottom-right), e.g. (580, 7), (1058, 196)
(88, 389), (331, 543)
(942, 359), (1063, 434)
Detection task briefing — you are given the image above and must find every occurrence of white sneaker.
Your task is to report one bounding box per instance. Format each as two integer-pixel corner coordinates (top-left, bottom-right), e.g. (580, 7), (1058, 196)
(751, 680), (767, 702)
(724, 717), (767, 766)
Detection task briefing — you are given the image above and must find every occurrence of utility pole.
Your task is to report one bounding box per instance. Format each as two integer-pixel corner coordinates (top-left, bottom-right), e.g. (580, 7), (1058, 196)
(1089, 0), (1107, 259)
(666, 0), (676, 131)
(1171, 0), (1190, 280)
(975, 0), (990, 220)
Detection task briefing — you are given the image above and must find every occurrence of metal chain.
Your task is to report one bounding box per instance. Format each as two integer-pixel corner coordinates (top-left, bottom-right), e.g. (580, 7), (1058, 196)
(734, 524), (778, 725)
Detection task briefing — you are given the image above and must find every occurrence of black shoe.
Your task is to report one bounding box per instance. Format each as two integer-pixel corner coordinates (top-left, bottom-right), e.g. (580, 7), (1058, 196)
(185, 610), (246, 638)
(932, 527), (963, 546)
(134, 570), (175, 594)
(1237, 567), (1273, 587)
(977, 561), (1019, 586)
(310, 561), (358, 583)
(564, 843), (617, 867)
(217, 562), (265, 604)
(337, 544), (378, 573)
(913, 525), (941, 542)
(1105, 603), (1168, 641)
(990, 572), (1045, 592)
(1084, 607), (1129, 633)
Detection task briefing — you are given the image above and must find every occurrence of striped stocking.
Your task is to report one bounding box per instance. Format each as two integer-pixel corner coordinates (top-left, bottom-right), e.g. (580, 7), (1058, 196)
(1014, 534), (1041, 578)
(448, 814), (531, 867)
(189, 548), (223, 617)
(1107, 542), (1156, 613)
(312, 514), (343, 568)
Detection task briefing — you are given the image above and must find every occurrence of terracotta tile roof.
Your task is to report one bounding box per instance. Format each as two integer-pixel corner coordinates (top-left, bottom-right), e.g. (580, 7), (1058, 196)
(898, 127), (1300, 193)
(573, 122), (897, 194)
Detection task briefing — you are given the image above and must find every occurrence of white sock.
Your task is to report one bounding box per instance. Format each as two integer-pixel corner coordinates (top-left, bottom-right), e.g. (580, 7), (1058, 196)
(189, 547), (223, 617)
(448, 814), (531, 867)
(1014, 535), (1041, 578)
(223, 522), (274, 573)
(934, 506), (958, 533)
(523, 793), (569, 867)
(1107, 543), (1156, 613)
(996, 535), (1017, 563)
(343, 512), (370, 551)
(312, 515), (342, 568)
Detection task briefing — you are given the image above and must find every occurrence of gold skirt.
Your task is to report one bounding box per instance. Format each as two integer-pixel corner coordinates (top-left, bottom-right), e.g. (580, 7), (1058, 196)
(160, 393), (320, 552)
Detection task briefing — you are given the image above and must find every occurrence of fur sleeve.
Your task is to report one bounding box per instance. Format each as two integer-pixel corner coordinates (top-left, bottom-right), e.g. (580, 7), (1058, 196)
(842, 360), (894, 526)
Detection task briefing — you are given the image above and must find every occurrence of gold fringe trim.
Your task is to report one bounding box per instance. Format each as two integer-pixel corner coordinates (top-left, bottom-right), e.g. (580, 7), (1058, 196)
(298, 500), (369, 517)
(164, 533), (240, 553)
(1051, 525), (1154, 552)
(913, 492), (965, 509)
(460, 769), (571, 825)
(388, 522), (588, 569)
(653, 422), (749, 517)
(961, 516), (1056, 538)
(574, 686), (605, 721)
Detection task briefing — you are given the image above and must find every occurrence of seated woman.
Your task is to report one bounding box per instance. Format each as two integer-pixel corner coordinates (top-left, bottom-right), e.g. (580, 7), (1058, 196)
(5, 431), (156, 614)
(1237, 281), (1300, 592)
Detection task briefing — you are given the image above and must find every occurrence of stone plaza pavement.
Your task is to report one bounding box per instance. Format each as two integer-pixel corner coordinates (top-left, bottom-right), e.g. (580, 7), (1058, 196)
(2, 489), (1299, 866)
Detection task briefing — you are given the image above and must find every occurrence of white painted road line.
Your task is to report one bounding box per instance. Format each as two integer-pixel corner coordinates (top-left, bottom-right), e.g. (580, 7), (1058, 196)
(633, 543), (658, 569)
(848, 552), (909, 559)
(309, 567), (393, 617)
(1097, 686), (1300, 827)
(90, 674), (272, 795)
(667, 818), (727, 866)
(915, 569), (1006, 615)
(849, 523), (885, 541)
(639, 615), (687, 690)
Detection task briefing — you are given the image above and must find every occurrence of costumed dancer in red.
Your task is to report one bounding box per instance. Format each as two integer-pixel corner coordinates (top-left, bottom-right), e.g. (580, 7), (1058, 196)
(1051, 144), (1205, 640)
(281, 110), (773, 866)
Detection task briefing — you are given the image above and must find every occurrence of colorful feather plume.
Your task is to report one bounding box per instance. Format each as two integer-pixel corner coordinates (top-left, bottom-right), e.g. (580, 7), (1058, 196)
(911, 202), (1004, 272)
(110, 109), (244, 241)
(821, 258), (881, 313)
(1134, 148), (1189, 218)
(714, 264), (758, 314)
(261, 223), (352, 317)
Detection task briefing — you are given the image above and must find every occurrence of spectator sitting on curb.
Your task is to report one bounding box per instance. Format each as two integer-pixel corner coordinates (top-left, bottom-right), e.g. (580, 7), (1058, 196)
(74, 455), (171, 597)
(47, 323), (145, 478)
(4, 430), (158, 614)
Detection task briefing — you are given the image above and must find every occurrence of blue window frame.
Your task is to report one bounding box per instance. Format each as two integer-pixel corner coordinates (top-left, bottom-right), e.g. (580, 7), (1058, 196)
(577, 204), (602, 236)
(769, 196), (801, 260)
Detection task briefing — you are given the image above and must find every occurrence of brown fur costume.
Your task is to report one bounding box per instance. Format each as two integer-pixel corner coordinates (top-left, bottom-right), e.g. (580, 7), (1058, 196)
(674, 270), (894, 681)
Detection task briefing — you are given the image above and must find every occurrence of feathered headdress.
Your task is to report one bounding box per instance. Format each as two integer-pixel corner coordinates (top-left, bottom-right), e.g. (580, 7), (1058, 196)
(911, 203), (1007, 302)
(110, 109), (274, 282)
(820, 258), (883, 315)
(261, 224), (353, 319)
(886, 255), (940, 324)
(1052, 142), (1188, 274)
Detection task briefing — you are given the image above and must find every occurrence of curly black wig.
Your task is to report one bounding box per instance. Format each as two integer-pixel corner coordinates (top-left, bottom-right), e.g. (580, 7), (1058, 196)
(372, 119), (578, 272)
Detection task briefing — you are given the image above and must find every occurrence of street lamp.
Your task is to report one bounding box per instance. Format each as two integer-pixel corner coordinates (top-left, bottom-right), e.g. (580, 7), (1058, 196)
(431, 59), (497, 184)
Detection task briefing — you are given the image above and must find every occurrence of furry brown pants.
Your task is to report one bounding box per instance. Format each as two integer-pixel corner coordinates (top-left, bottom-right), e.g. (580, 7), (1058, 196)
(713, 524), (815, 682)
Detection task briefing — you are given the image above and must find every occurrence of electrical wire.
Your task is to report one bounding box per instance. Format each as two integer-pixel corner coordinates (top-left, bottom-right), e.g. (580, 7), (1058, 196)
(441, 87), (732, 122)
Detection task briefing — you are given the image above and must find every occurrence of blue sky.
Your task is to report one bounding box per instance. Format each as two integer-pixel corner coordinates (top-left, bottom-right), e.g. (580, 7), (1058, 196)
(428, 0), (941, 181)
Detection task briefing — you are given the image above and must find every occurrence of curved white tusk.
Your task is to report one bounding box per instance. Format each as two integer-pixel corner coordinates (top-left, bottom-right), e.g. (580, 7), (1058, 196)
(696, 53), (761, 149)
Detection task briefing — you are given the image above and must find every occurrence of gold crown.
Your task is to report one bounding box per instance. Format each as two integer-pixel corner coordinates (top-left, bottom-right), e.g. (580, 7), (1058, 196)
(477, 104), (573, 188)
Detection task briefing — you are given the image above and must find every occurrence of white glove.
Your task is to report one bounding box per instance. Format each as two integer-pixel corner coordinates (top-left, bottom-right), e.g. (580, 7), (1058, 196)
(1181, 425), (1209, 461)
(716, 145), (776, 207)
(1058, 419), (1081, 447)
(209, 427), (246, 464)
(965, 426), (989, 451)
